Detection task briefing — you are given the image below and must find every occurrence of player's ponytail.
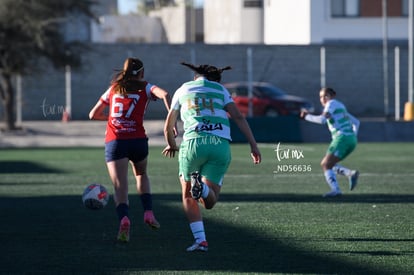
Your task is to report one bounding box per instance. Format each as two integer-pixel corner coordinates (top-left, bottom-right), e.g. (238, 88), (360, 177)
(181, 62), (232, 83)
(111, 58), (145, 95)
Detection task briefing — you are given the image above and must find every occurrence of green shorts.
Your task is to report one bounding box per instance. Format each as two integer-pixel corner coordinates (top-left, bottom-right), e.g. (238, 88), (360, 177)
(327, 134), (357, 160)
(179, 135), (231, 186)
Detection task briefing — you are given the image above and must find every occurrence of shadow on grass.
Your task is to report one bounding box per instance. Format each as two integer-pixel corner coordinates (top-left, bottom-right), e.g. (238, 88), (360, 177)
(324, 250), (414, 256)
(220, 193), (414, 204)
(333, 237), (414, 242)
(0, 194), (404, 274)
(309, 238), (414, 256)
(0, 161), (62, 174)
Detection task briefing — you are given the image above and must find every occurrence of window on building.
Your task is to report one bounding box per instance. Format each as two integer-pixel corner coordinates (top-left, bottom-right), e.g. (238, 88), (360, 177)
(244, 0), (263, 8)
(332, 0), (406, 17)
(402, 0), (409, 16)
(331, 0), (359, 17)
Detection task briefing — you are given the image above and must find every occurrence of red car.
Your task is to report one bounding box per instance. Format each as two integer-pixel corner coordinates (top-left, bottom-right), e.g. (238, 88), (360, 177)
(224, 82), (314, 117)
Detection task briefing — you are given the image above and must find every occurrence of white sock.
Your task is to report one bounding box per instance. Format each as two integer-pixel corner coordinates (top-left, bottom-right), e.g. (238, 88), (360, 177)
(333, 164), (352, 177)
(190, 221), (206, 243)
(324, 169), (340, 191)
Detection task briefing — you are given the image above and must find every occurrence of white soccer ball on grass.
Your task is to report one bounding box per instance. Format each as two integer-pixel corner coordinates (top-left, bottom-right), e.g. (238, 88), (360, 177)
(82, 183), (109, 210)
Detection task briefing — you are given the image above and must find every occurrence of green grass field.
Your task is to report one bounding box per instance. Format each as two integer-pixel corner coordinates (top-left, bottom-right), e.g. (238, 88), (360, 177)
(0, 143), (413, 274)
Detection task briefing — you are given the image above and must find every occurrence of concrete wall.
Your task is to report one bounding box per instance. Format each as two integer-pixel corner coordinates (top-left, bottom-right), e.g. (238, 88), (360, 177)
(300, 119), (414, 142)
(91, 15), (166, 43)
(3, 43), (408, 122)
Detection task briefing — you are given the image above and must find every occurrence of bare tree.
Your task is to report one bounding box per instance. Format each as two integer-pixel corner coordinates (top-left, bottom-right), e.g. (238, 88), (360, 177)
(0, 0), (96, 130)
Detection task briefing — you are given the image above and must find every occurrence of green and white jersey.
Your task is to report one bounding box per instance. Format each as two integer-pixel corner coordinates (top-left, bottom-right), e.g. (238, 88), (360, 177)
(171, 77), (233, 141)
(323, 99), (356, 138)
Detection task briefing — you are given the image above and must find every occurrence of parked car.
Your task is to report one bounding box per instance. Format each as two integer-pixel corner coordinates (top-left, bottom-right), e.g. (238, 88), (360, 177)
(224, 82), (314, 117)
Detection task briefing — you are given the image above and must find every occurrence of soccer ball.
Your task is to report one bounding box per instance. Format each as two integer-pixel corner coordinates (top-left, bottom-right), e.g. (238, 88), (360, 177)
(82, 183), (110, 210)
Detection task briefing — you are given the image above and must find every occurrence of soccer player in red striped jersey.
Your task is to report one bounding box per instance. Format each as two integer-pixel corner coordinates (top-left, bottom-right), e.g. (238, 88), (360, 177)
(89, 57), (175, 242)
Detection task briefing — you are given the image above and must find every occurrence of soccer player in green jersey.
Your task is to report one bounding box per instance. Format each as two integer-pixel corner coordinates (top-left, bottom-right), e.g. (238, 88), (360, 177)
(300, 87), (360, 197)
(163, 62), (261, 252)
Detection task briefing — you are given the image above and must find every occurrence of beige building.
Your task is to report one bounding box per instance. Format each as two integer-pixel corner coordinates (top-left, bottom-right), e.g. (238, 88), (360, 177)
(88, 0), (409, 45)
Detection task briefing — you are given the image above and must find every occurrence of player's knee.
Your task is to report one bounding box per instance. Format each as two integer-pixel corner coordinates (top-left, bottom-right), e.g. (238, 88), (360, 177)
(202, 198), (217, 209)
(205, 203), (215, 210)
(321, 159), (335, 170)
(320, 156), (330, 166)
(183, 197), (198, 206)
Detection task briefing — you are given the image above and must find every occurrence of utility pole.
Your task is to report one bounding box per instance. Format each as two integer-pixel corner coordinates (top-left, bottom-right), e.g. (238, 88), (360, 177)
(382, 0), (389, 118)
(409, 0), (414, 103)
(405, 0), (414, 120)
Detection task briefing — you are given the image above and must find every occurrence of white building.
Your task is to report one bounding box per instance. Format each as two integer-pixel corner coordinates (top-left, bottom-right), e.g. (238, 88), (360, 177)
(149, 5), (204, 43)
(204, 0), (409, 45)
(204, 0), (264, 44)
(89, 0), (410, 45)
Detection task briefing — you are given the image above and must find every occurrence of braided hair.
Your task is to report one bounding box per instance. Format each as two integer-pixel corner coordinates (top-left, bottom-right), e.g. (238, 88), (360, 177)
(181, 62), (232, 83)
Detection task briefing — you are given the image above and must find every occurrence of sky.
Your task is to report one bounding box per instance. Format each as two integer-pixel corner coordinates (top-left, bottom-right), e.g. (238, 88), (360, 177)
(118, 0), (204, 14)
(118, 0), (139, 14)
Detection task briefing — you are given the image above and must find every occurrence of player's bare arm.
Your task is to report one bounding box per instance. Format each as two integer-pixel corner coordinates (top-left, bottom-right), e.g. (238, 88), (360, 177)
(89, 101), (108, 121)
(152, 86), (178, 136)
(225, 102), (261, 164)
(152, 86), (170, 110)
(162, 109), (180, 158)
